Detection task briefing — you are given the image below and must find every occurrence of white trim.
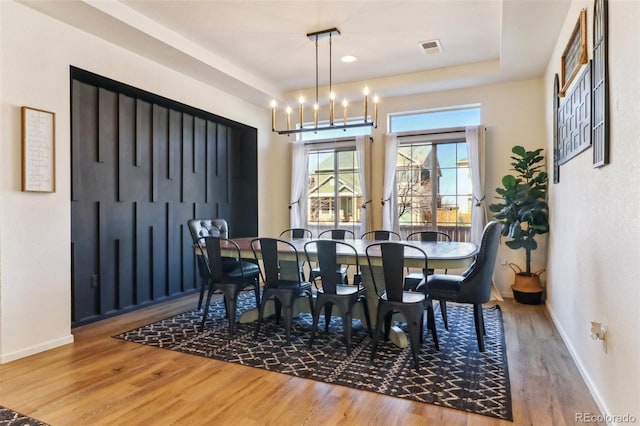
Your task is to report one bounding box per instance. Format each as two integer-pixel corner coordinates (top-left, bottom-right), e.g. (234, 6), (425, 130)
(546, 302), (611, 423)
(1, 334), (74, 364)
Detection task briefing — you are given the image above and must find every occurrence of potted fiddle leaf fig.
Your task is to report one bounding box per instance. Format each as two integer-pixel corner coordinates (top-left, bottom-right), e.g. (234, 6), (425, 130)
(488, 145), (549, 304)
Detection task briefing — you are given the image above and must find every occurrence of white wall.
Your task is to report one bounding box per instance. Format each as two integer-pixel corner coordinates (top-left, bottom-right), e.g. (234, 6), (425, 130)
(543, 0), (640, 421)
(367, 78), (547, 296)
(0, 0), (273, 362)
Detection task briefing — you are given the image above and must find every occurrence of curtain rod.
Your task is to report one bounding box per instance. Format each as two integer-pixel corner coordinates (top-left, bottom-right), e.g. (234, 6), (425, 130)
(395, 126), (467, 138)
(303, 136), (373, 146)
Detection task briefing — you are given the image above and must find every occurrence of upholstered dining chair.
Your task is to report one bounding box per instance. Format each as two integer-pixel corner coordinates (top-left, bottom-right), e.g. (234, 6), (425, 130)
(423, 221), (501, 352)
(196, 236), (261, 336)
(251, 237), (314, 344)
(188, 218), (236, 309)
(360, 230), (401, 241)
(405, 230), (452, 328)
(366, 242), (438, 371)
(304, 239), (372, 355)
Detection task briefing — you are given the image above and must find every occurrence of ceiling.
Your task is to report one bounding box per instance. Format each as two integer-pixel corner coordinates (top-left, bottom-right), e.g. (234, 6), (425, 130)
(21, 0), (571, 107)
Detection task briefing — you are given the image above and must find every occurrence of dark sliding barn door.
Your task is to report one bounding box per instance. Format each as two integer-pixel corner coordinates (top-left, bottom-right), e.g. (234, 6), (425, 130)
(70, 67), (257, 326)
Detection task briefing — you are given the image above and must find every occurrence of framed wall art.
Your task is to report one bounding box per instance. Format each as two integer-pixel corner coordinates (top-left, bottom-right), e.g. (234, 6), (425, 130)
(21, 106), (56, 193)
(560, 9), (588, 96)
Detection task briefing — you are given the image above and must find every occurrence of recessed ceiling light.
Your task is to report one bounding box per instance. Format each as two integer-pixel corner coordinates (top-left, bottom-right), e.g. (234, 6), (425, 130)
(341, 55), (357, 63)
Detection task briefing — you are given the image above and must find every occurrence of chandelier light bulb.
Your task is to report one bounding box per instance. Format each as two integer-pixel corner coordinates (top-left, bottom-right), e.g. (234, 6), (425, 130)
(342, 99), (348, 125)
(286, 106), (292, 130)
(373, 95), (380, 128)
(270, 100), (277, 130)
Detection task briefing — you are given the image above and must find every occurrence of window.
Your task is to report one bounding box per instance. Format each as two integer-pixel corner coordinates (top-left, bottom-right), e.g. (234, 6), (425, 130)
(307, 148), (361, 237)
(391, 106), (480, 241)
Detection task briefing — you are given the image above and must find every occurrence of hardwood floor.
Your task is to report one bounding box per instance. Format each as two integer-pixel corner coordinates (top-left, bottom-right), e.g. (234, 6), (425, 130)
(0, 295), (603, 425)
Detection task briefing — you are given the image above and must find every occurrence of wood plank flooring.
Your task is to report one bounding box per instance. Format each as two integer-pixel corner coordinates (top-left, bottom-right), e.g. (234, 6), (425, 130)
(0, 295), (603, 425)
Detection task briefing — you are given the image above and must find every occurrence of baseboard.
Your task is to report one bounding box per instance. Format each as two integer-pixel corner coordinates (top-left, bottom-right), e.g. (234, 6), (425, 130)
(1, 334), (74, 364)
(545, 302), (611, 422)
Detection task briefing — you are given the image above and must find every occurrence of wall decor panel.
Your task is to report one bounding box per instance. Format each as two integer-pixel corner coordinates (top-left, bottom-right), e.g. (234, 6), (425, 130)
(70, 67), (257, 326)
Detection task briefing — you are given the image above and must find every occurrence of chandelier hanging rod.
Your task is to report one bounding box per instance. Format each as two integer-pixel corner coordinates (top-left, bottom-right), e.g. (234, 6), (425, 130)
(271, 27), (379, 136)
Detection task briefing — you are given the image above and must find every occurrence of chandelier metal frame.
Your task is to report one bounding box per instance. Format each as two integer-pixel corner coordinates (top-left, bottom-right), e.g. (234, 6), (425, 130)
(271, 27), (378, 136)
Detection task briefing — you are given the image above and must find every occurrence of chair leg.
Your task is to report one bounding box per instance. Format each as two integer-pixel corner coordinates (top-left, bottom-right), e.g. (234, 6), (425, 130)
(222, 287), (240, 337)
(254, 295), (269, 339)
(282, 298), (294, 344)
(439, 299), (448, 330)
(324, 303), (333, 332)
(473, 304), (485, 352)
(253, 278), (261, 307)
(426, 301), (439, 351)
(308, 300), (323, 349)
(360, 297), (373, 337)
(274, 299), (282, 324)
(383, 312), (393, 341)
(197, 279), (206, 310)
(370, 305), (386, 362)
(407, 315), (422, 371)
(200, 282), (214, 332)
(342, 310), (353, 355)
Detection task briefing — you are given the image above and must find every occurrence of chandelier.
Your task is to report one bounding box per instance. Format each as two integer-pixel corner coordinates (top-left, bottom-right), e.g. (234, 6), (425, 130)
(271, 27), (379, 136)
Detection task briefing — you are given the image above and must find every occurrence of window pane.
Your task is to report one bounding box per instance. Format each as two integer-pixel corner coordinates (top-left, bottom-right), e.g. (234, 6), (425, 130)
(390, 106), (480, 133)
(307, 147), (360, 235)
(436, 143), (457, 168)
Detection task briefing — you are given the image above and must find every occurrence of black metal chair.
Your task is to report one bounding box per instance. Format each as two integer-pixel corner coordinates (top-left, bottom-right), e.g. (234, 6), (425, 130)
(360, 230), (401, 241)
(366, 242), (438, 370)
(423, 221), (501, 352)
(196, 236), (261, 336)
(251, 238), (314, 344)
(279, 228), (313, 281)
(405, 230), (452, 328)
(188, 218), (249, 310)
(318, 229), (355, 240)
(313, 229), (355, 283)
(304, 240), (372, 355)
(279, 228), (313, 239)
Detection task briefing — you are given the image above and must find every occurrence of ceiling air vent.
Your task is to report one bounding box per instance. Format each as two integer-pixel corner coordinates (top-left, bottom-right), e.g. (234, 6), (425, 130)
(419, 39), (443, 55)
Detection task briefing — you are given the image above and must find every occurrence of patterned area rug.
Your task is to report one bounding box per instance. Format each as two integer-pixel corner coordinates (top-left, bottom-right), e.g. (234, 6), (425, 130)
(115, 293), (512, 420)
(0, 406), (49, 426)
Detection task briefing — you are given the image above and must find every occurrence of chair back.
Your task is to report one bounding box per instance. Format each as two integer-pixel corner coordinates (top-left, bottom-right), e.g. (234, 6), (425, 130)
(304, 240), (359, 294)
(407, 230), (451, 242)
(196, 236), (241, 283)
(459, 221), (501, 303)
(360, 230), (401, 241)
(279, 228), (312, 239)
(318, 229), (355, 240)
(251, 237), (303, 288)
(187, 218), (229, 242)
(366, 242), (428, 302)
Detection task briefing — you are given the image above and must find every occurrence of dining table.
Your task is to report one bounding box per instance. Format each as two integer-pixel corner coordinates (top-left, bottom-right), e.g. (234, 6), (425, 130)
(203, 236), (478, 348)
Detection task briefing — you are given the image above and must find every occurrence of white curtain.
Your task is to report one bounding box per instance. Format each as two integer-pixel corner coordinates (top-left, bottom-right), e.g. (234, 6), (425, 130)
(289, 141), (309, 228)
(356, 135), (370, 237)
(382, 133), (399, 232)
(466, 125), (502, 301)
(466, 125), (486, 244)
